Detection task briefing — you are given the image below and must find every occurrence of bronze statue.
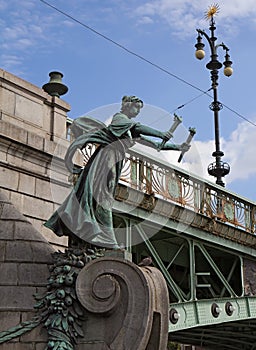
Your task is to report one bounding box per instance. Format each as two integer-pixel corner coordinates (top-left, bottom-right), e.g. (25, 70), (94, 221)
(44, 96), (189, 249)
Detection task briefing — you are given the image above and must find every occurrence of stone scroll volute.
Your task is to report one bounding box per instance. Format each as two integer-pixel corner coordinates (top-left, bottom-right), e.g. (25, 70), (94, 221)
(75, 257), (169, 350)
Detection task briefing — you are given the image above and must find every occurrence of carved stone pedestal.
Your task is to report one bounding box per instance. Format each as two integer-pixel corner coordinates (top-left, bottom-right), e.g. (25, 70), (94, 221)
(76, 257), (169, 350)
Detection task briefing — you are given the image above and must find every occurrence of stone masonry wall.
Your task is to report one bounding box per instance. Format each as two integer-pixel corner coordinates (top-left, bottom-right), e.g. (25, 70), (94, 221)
(0, 69), (83, 249)
(0, 192), (52, 349)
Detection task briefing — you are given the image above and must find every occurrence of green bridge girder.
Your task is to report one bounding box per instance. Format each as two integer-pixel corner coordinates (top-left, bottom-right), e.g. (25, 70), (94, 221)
(169, 297), (256, 349)
(112, 183), (256, 349)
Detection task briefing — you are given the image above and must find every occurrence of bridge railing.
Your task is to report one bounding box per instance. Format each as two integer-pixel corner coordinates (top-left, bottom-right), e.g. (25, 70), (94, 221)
(80, 143), (256, 235)
(119, 148), (256, 235)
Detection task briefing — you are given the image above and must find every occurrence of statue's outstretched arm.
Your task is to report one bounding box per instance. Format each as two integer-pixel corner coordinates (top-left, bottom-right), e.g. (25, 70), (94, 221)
(137, 136), (181, 151)
(134, 124), (170, 140)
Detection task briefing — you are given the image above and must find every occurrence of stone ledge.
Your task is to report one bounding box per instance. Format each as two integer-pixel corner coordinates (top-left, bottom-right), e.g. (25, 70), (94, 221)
(1, 68), (48, 100)
(1, 122), (69, 158)
(0, 162), (71, 191)
(0, 119), (28, 144)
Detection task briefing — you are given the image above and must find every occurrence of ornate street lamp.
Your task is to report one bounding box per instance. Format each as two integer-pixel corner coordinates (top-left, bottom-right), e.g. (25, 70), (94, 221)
(195, 4), (233, 187)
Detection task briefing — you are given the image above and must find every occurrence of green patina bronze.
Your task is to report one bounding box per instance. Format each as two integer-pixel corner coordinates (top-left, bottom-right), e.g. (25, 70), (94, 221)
(44, 96), (187, 249)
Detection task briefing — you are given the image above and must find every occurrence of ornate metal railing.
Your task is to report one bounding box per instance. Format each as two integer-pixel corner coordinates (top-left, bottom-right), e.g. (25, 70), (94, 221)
(119, 148), (256, 235)
(79, 144), (256, 236)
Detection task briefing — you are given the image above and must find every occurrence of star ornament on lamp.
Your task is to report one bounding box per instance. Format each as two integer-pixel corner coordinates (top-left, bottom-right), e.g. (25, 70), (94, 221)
(204, 3), (220, 20)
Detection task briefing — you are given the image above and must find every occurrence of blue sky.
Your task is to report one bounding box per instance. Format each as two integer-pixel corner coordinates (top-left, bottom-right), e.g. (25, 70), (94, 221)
(1, 0), (256, 201)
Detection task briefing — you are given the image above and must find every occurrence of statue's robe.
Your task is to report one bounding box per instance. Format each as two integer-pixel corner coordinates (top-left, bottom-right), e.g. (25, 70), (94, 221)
(44, 114), (139, 248)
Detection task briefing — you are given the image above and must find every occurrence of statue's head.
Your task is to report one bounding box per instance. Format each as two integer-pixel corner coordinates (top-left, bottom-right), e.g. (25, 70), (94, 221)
(121, 96), (143, 113)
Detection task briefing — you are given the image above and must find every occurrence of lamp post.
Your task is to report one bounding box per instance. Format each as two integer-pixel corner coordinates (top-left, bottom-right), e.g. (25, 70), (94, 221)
(195, 5), (233, 187)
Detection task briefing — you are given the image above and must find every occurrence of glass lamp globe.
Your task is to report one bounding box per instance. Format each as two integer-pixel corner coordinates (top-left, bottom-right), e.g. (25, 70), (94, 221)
(224, 66), (233, 77)
(195, 49), (205, 60)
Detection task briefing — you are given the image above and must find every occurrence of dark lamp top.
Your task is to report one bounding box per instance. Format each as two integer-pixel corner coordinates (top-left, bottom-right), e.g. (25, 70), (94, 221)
(42, 71), (68, 97)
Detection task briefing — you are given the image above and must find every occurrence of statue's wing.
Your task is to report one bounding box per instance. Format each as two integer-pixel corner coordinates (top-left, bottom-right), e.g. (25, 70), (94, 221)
(65, 116), (107, 173)
(70, 116), (106, 138)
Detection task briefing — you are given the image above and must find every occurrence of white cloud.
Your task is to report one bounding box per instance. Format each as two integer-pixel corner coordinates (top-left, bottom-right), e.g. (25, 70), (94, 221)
(169, 118), (256, 187)
(218, 0), (256, 18)
(133, 0), (256, 38)
(0, 54), (22, 68)
(224, 120), (256, 183)
(160, 138), (214, 182)
(137, 16), (154, 25)
(0, 2), (68, 71)
(181, 140), (213, 178)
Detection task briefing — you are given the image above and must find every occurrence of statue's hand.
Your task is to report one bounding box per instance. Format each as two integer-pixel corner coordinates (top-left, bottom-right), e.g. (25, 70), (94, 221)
(180, 142), (191, 152)
(162, 130), (173, 141)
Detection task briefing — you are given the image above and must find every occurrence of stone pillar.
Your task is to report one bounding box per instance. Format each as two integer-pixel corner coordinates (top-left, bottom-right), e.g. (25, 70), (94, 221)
(0, 69), (82, 249)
